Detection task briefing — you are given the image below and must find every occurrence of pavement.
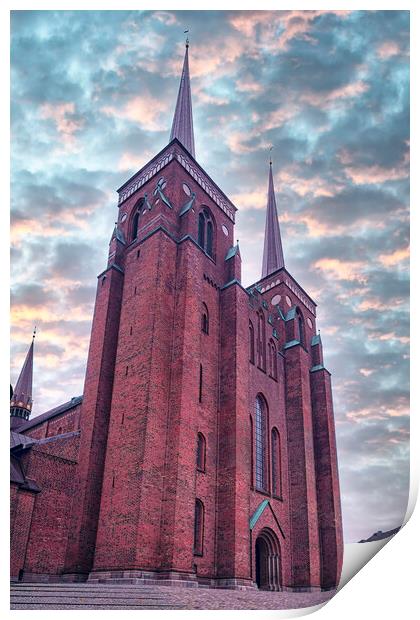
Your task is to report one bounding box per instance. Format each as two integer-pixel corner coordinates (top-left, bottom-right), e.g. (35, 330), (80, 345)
(10, 582), (336, 610)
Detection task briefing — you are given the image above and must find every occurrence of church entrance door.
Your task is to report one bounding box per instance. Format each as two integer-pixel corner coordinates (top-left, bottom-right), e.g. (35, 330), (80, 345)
(255, 528), (281, 590)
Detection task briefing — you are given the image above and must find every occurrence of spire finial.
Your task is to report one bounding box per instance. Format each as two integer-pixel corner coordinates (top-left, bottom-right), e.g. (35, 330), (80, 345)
(184, 28), (189, 47)
(261, 158), (285, 279)
(32, 326), (36, 341)
(269, 145), (273, 166)
(169, 34), (195, 158)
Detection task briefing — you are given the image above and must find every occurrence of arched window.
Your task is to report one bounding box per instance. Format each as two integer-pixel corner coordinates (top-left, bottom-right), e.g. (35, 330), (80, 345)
(197, 209), (215, 258)
(194, 499), (204, 555)
(131, 197), (144, 241)
(255, 395), (268, 491)
(196, 433), (206, 471)
(201, 303), (209, 334)
(271, 428), (281, 497)
(250, 415), (254, 487)
(199, 364), (203, 403)
(206, 221), (213, 256)
(198, 213), (205, 248)
(249, 321), (255, 364)
(269, 340), (277, 380)
(297, 310), (305, 347)
(132, 211), (140, 241)
(257, 312), (266, 371)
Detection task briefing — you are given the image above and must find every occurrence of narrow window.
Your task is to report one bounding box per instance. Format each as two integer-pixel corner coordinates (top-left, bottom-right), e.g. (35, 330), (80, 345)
(257, 312), (266, 371)
(194, 499), (204, 555)
(298, 312), (305, 347)
(206, 221), (213, 257)
(199, 364), (203, 403)
(250, 415), (254, 487)
(269, 339), (277, 380)
(132, 211), (140, 240)
(255, 395), (268, 491)
(249, 321), (255, 364)
(271, 428), (281, 497)
(198, 213), (205, 248)
(196, 433), (206, 471)
(201, 303), (209, 334)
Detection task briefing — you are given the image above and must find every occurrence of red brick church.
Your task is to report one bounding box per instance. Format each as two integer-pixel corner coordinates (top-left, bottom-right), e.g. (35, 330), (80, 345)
(10, 42), (343, 591)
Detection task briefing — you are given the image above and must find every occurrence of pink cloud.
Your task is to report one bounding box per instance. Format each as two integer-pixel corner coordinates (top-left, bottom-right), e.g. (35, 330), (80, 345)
(344, 163), (408, 185)
(102, 94), (169, 131)
(40, 102), (84, 143)
(301, 80), (369, 108)
(313, 258), (367, 283)
(377, 40), (402, 59)
(378, 246), (410, 267)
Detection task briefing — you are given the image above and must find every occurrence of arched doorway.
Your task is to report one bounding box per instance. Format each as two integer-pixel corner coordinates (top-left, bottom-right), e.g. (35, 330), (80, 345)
(255, 528), (281, 590)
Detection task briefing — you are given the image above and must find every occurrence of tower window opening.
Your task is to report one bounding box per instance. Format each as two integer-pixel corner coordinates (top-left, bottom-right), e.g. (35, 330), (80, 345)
(257, 311), (266, 371)
(194, 499), (204, 555)
(197, 209), (215, 258)
(271, 428), (281, 497)
(132, 211), (140, 241)
(249, 321), (255, 364)
(196, 433), (206, 471)
(201, 303), (209, 334)
(298, 311), (305, 347)
(199, 364), (203, 403)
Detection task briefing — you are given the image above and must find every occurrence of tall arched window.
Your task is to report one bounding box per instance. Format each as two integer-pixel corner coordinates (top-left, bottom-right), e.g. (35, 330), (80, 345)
(257, 312), (266, 371)
(255, 395), (268, 491)
(271, 428), (281, 497)
(199, 364), (203, 403)
(201, 303), (209, 334)
(297, 310), (305, 347)
(132, 211), (140, 240)
(249, 321), (255, 364)
(194, 499), (204, 555)
(206, 221), (213, 256)
(197, 209), (215, 258)
(198, 213), (205, 248)
(269, 339), (277, 380)
(197, 433), (206, 471)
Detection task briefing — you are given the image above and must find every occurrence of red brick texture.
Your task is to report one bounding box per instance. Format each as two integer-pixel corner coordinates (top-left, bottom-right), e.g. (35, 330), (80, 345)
(10, 141), (343, 590)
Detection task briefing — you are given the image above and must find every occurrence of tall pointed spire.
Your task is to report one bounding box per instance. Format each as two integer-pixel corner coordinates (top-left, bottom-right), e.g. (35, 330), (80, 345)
(10, 329), (35, 429)
(261, 159), (285, 278)
(169, 38), (195, 158)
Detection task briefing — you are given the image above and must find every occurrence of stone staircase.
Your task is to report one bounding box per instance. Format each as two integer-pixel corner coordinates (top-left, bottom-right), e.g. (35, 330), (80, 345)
(10, 582), (183, 610)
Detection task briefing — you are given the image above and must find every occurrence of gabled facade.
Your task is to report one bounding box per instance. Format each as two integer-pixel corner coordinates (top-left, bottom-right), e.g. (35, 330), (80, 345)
(11, 42), (343, 591)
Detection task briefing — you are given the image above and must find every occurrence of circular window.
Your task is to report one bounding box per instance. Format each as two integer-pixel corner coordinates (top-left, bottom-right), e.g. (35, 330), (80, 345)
(307, 317), (313, 328)
(285, 295), (292, 307)
(182, 183), (191, 196)
(271, 294), (281, 306)
(120, 212), (127, 223)
(142, 209), (147, 215)
(222, 224), (229, 236)
(154, 198), (160, 205)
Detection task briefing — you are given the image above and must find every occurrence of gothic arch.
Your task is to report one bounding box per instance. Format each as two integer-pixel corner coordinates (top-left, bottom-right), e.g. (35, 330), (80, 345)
(255, 526), (281, 591)
(197, 207), (216, 258)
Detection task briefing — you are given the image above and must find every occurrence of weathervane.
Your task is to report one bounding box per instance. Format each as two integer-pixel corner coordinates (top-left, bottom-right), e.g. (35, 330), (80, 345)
(269, 145), (273, 165)
(184, 28), (189, 47)
(32, 326), (37, 341)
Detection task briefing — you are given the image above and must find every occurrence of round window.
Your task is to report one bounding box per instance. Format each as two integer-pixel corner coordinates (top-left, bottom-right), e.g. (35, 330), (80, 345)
(271, 294), (281, 306)
(307, 317), (313, 328)
(222, 225), (229, 236)
(120, 212), (127, 223)
(182, 183), (191, 196)
(285, 295), (292, 307)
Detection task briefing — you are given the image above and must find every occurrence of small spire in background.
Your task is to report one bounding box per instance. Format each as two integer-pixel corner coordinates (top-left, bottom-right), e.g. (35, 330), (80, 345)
(261, 156), (285, 279)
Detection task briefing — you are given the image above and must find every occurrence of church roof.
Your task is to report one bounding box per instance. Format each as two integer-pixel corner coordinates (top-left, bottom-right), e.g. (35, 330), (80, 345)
(261, 161), (285, 278)
(17, 395), (83, 432)
(169, 42), (195, 158)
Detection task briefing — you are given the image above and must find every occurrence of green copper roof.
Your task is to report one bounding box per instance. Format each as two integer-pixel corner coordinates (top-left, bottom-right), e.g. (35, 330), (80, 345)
(225, 244), (240, 261)
(249, 499), (269, 530)
(284, 339), (300, 350)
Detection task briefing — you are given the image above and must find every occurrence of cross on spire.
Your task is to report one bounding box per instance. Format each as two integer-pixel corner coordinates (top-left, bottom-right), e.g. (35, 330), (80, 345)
(261, 158), (285, 278)
(169, 38), (195, 158)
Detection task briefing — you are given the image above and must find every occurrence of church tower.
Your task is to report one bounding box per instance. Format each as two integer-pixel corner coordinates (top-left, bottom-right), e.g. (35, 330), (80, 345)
(61, 41), (342, 590)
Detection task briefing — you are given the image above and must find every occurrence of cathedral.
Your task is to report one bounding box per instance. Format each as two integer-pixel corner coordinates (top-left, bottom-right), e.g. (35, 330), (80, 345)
(10, 42), (343, 591)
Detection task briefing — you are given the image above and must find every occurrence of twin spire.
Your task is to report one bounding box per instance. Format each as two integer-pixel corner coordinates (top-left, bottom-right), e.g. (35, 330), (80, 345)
(169, 41), (284, 278)
(169, 40), (195, 158)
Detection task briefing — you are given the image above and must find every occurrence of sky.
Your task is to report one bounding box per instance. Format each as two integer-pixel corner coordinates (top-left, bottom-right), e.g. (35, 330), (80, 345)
(10, 10), (409, 543)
